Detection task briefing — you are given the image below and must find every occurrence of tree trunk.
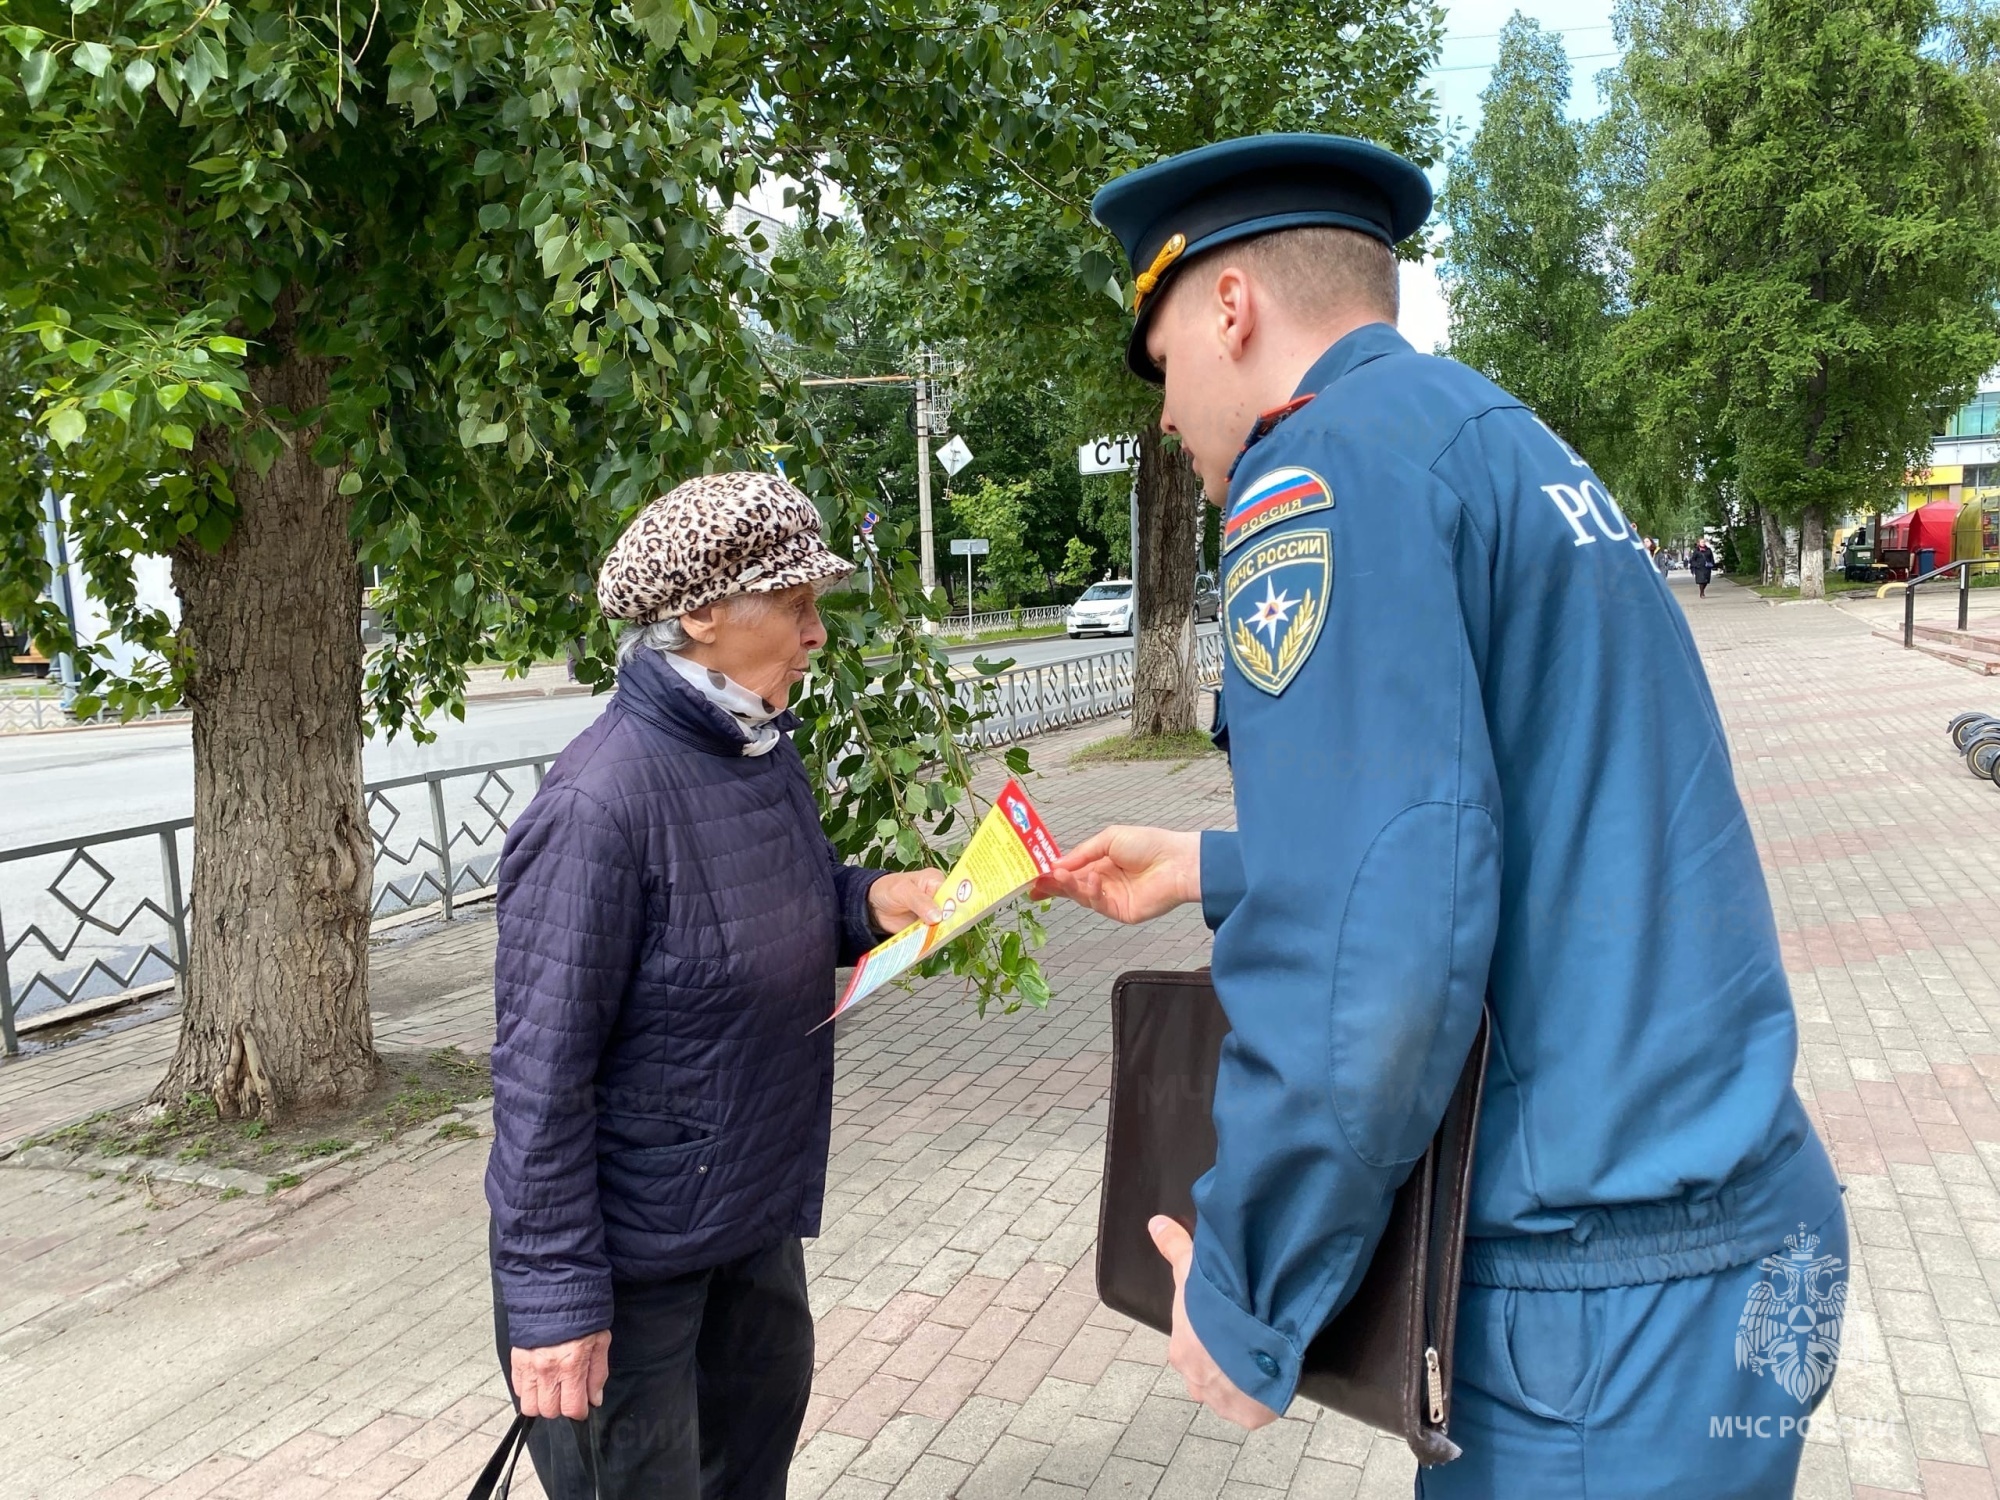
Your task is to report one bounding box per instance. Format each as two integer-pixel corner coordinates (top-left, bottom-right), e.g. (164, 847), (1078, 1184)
(1130, 428), (1200, 738)
(1798, 506), (1826, 599)
(1760, 508), (1784, 587)
(155, 349), (377, 1121)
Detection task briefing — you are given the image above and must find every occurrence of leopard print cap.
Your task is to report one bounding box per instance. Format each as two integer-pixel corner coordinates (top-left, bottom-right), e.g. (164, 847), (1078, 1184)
(597, 471), (854, 623)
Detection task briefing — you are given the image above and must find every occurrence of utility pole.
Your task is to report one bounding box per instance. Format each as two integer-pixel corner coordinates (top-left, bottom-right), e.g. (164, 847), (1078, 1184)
(915, 359), (937, 598)
(38, 477), (80, 711)
(794, 351), (954, 602)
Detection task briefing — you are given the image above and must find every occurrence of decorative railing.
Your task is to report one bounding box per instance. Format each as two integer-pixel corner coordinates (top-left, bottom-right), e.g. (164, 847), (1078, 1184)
(0, 685), (179, 736)
(943, 604), (1071, 638)
(955, 630), (1223, 745)
(0, 637), (1221, 1051)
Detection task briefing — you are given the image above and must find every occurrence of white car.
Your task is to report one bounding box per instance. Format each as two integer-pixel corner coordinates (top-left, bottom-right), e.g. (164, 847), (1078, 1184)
(1066, 581), (1135, 638)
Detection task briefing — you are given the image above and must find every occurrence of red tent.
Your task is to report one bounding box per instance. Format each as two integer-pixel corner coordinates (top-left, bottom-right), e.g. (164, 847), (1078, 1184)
(1880, 501), (1961, 578)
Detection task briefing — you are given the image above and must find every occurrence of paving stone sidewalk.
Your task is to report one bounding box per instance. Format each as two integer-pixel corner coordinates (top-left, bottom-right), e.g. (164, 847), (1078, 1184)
(6, 575), (2000, 1499)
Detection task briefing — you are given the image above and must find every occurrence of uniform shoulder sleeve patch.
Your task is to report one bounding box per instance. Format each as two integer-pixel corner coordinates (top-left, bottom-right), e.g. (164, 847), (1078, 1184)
(1224, 528), (1331, 696)
(1223, 466), (1334, 554)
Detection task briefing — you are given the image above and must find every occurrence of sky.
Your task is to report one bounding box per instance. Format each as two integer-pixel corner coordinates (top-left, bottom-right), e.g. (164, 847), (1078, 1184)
(1401, 0), (1622, 353)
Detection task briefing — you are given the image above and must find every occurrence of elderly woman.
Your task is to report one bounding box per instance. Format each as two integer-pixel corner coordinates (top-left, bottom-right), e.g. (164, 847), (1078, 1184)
(486, 472), (942, 1498)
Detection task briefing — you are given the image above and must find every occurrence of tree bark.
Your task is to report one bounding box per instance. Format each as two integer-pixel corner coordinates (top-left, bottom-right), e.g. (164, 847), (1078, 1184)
(1798, 506), (1826, 599)
(155, 348), (377, 1121)
(1760, 508), (1785, 587)
(1130, 428), (1200, 738)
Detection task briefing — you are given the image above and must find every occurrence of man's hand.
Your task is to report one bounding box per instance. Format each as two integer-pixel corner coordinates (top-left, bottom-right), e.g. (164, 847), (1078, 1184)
(1032, 827), (1202, 925)
(511, 1330), (612, 1421)
(1149, 1216), (1280, 1431)
(867, 869), (946, 934)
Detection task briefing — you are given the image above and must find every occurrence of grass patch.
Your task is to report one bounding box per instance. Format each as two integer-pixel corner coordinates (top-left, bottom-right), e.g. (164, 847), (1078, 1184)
(936, 622), (1067, 647)
(1749, 575), (1879, 599)
(434, 1120), (481, 1143)
(1071, 731), (1218, 767)
(24, 1047), (492, 1183)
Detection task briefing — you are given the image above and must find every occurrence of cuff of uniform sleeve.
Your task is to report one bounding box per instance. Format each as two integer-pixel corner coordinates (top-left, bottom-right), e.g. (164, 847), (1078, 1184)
(1182, 1253), (1299, 1414)
(1199, 831), (1244, 932)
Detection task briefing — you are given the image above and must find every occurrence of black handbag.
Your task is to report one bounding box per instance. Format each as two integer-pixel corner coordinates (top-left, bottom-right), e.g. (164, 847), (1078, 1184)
(1095, 970), (1490, 1465)
(467, 1413), (602, 1500)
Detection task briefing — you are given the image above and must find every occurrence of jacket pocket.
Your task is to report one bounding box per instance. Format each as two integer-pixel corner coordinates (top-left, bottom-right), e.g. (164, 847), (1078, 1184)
(598, 1117), (721, 1239)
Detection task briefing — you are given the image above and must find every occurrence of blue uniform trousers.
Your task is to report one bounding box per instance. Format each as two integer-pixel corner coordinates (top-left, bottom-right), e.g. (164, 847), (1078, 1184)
(1419, 1203), (1848, 1499)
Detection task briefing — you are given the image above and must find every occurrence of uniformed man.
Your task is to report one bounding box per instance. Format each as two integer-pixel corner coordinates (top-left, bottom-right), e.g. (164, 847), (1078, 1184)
(1040, 135), (1847, 1496)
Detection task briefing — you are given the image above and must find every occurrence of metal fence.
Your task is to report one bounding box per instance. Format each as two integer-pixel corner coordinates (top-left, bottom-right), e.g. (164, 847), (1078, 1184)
(956, 631), (1222, 745)
(0, 684), (180, 736)
(0, 753), (556, 1052)
(0, 638), (1220, 1050)
(944, 604), (1070, 638)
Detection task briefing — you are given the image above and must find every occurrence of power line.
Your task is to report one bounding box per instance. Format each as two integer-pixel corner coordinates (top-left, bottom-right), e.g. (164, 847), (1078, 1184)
(1433, 50), (1619, 72)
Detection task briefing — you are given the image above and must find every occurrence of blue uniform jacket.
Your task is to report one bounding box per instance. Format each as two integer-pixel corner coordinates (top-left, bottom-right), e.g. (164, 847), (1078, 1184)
(1190, 323), (1840, 1412)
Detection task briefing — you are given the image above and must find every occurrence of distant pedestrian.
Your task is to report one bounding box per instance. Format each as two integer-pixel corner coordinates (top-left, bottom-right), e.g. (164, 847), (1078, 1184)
(487, 472), (946, 1500)
(1690, 539), (1718, 598)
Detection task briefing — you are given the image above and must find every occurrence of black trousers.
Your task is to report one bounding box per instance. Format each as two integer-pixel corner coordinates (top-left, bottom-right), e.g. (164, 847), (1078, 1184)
(492, 1237), (814, 1500)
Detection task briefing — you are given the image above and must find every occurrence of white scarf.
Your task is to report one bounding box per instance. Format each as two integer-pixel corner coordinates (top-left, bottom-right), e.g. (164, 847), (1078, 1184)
(660, 650), (784, 757)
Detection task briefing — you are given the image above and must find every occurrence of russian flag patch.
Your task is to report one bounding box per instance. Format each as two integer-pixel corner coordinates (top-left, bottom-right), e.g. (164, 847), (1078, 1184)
(1223, 466), (1334, 553)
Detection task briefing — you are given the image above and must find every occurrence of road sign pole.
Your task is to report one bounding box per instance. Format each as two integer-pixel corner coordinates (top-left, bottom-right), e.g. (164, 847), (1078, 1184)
(916, 368), (937, 600)
(1129, 454), (1141, 627)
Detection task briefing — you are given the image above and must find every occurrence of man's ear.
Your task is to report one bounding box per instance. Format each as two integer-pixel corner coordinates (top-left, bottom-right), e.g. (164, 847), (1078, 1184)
(1214, 265), (1257, 362)
(679, 604), (719, 644)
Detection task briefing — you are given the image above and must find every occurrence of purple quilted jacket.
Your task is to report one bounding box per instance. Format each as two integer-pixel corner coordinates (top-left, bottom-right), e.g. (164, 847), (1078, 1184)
(485, 647), (882, 1348)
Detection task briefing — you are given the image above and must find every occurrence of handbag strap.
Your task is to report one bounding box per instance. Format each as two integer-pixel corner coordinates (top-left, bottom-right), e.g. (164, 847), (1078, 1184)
(465, 1412), (604, 1500)
(466, 1415), (530, 1500)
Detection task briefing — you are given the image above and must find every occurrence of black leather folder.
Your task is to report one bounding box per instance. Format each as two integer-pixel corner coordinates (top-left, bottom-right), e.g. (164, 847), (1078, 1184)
(1095, 970), (1490, 1465)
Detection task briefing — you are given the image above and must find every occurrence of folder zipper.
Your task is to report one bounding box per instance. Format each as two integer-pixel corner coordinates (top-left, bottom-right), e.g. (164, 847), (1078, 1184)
(1424, 1345), (1444, 1425)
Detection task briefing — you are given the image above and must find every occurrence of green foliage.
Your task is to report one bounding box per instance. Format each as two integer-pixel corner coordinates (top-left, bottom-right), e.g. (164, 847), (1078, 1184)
(947, 477), (1042, 607)
(0, 0), (1111, 714)
(790, 525), (1049, 1014)
(1057, 536), (1096, 588)
(1609, 0), (2000, 536)
(780, 230), (1109, 591)
(864, 0), (1447, 469)
(1440, 20), (1621, 472)
(0, 0), (1118, 1013)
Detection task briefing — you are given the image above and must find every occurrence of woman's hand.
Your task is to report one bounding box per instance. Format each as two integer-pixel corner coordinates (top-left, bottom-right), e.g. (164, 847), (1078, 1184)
(867, 869), (946, 934)
(1032, 826), (1202, 925)
(511, 1330), (612, 1420)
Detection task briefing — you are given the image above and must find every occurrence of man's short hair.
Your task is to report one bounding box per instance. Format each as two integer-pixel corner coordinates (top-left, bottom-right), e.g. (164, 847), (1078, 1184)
(1189, 225), (1399, 326)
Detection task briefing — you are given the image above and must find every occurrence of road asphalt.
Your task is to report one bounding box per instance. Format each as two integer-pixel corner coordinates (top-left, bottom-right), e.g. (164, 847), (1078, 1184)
(0, 627), (1220, 851)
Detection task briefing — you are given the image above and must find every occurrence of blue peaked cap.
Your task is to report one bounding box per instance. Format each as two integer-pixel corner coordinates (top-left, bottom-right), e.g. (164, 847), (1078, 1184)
(1091, 134), (1432, 383)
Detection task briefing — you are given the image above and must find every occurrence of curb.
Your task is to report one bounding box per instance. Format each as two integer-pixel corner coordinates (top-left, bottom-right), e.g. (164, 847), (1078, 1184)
(0, 709), (190, 740)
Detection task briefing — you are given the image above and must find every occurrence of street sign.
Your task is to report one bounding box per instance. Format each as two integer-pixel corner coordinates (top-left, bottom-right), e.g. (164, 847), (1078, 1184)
(950, 537), (990, 555)
(937, 435), (974, 476)
(1078, 434), (1141, 475)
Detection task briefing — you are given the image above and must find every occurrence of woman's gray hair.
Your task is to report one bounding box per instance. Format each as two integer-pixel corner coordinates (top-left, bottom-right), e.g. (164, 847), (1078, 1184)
(615, 592), (779, 666)
(616, 618), (689, 666)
